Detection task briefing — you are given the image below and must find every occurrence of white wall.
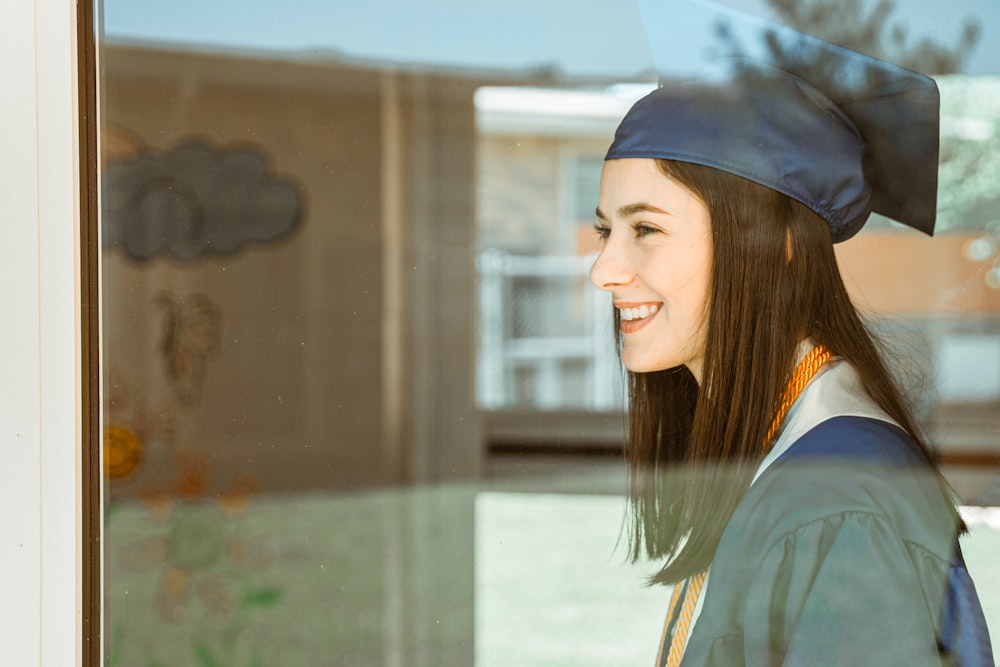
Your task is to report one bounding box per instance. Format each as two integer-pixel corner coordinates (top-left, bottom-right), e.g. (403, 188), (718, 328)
(1, 0), (82, 664)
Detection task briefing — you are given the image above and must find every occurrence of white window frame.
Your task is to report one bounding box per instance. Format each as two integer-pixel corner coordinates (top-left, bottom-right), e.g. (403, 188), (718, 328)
(2, 0), (84, 664)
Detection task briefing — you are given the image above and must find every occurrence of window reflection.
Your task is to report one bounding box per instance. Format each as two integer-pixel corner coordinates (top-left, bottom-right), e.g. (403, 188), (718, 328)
(100, 42), (486, 665)
(98, 2), (1000, 665)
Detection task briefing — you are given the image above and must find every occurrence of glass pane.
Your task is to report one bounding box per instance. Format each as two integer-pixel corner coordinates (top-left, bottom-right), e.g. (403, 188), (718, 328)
(97, 1), (1000, 665)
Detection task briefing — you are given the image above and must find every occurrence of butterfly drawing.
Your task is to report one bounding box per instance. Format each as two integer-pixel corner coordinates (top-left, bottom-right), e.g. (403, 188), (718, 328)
(155, 291), (222, 406)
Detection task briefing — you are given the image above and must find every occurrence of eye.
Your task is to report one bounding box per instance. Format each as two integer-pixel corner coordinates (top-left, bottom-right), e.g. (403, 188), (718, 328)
(592, 222), (611, 241)
(632, 223), (659, 238)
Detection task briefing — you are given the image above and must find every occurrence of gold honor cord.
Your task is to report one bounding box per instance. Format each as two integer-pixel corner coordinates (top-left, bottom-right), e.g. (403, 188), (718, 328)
(657, 345), (833, 667)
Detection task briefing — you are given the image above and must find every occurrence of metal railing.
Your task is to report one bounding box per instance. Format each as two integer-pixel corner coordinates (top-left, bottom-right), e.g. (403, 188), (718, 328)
(477, 250), (622, 410)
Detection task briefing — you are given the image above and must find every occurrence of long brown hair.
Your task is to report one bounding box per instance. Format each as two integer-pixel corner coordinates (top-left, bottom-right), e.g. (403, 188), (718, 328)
(626, 159), (940, 585)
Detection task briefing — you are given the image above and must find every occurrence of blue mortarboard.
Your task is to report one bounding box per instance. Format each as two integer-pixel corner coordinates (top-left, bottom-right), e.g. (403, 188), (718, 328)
(606, 0), (940, 242)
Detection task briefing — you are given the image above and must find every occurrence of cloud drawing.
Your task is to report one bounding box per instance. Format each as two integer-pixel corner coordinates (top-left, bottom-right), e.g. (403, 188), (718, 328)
(103, 139), (304, 261)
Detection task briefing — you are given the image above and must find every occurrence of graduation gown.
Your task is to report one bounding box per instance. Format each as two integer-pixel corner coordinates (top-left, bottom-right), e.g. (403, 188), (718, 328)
(673, 360), (993, 666)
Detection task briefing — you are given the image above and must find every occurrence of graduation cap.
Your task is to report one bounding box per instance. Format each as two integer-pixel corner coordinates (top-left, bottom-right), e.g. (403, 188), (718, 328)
(606, 0), (940, 242)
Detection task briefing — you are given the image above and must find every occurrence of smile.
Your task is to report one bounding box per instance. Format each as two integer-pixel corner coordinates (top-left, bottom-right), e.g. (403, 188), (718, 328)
(619, 304), (659, 321)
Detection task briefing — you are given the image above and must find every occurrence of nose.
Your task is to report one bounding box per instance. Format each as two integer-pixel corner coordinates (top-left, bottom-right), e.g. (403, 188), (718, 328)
(589, 238), (633, 291)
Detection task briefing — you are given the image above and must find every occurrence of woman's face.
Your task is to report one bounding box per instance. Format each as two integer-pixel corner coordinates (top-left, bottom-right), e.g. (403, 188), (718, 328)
(590, 158), (713, 381)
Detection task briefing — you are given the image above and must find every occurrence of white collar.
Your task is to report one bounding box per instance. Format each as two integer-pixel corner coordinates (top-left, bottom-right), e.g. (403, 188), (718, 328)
(752, 355), (898, 484)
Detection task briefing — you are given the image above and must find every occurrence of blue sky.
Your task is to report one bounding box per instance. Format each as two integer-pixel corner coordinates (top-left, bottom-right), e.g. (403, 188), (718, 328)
(101, 0), (998, 78)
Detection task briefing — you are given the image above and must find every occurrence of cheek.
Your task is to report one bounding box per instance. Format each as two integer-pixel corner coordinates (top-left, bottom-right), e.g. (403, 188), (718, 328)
(691, 266), (713, 314)
(688, 277), (712, 336)
(684, 242), (713, 309)
(650, 255), (710, 307)
(669, 260), (712, 339)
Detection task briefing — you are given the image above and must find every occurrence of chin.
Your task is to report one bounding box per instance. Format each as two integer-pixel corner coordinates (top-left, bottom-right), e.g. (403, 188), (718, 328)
(621, 354), (682, 374)
(622, 345), (700, 375)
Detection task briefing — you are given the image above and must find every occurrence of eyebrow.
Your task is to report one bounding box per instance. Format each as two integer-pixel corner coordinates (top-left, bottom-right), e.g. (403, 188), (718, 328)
(594, 202), (672, 221)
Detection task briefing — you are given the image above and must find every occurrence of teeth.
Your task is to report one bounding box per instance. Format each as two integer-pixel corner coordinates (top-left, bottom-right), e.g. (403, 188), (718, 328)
(620, 304), (658, 321)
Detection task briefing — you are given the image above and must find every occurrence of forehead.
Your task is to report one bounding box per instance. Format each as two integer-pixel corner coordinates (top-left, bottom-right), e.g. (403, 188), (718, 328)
(598, 158), (704, 213)
(599, 157), (662, 189)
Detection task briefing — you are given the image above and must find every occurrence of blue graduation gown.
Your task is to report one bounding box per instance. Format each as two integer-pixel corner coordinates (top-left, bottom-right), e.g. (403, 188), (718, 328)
(679, 415), (992, 666)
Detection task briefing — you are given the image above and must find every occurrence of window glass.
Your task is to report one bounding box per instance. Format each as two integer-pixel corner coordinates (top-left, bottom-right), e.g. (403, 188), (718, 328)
(98, 2), (1000, 665)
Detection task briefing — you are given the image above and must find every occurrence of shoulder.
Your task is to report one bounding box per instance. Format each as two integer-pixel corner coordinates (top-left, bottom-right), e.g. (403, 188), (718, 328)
(686, 417), (960, 662)
(702, 417), (958, 599)
(741, 416), (957, 560)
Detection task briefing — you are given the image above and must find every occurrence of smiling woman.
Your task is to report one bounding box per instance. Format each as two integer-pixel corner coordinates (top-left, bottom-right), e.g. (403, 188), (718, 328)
(589, 6), (995, 665)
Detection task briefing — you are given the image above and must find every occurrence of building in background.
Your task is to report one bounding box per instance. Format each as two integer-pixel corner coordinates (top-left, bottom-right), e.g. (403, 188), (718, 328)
(474, 78), (1000, 460)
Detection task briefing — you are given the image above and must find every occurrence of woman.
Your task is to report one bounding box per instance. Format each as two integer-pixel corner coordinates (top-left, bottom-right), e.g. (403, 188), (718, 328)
(589, 44), (993, 667)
